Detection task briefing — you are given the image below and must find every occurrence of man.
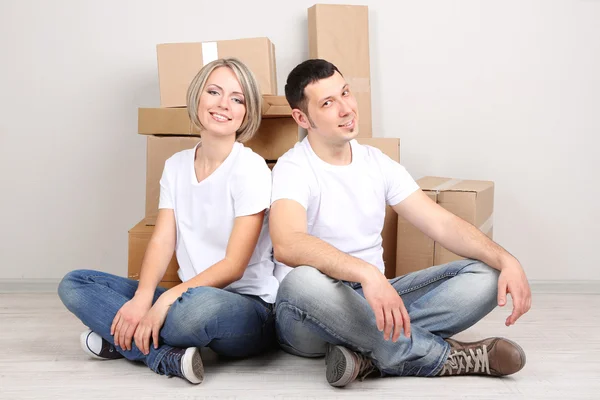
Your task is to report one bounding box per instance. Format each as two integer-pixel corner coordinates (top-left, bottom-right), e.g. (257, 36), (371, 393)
(269, 59), (531, 387)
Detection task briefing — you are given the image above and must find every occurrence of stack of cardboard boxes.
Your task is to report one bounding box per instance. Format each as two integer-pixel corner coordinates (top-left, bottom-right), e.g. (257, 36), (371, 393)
(129, 38), (297, 288)
(127, 4), (495, 287)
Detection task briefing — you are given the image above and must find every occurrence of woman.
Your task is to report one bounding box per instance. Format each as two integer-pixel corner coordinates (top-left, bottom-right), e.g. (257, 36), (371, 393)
(58, 58), (279, 384)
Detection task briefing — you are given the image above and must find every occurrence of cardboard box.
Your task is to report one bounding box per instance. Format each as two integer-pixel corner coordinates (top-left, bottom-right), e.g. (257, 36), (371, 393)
(308, 4), (372, 138)
(396, 177), (495, 276)
(138, 108), (201, 136)
(138, 96), (291, 135)
(157, 37), (277, 107)
(357, 138), (400, 278)
(145, 136), (200, 224)
(244, 118), (299, 162)
(144, 121), (300, 222)
(139, 108), (299, 157)
(128, 219), (181, 287)
(262, 95), (293, 117)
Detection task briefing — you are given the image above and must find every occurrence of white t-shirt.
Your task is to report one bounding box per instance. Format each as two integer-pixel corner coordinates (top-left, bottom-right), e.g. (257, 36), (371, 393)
(271, 138), (420, 282)
(159, 141), (279, 303)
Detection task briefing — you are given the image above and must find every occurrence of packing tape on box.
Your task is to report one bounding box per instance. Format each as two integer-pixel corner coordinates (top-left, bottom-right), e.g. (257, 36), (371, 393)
(431, 178), (463, 192)
(202, 42), (219, 65)
(478, 213), (494, 235)
(346, 77), (370, 93)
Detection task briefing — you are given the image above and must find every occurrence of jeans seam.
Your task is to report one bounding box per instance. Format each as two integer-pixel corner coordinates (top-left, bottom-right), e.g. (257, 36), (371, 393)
(277, 301), (371, 356)
(427, 341), (451, 377)
(395, 272), (459, 296)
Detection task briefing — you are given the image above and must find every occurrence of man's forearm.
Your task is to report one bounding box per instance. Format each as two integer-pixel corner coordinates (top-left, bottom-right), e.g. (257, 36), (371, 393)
(438, 213), (517, 271)
(276, 232), (379, 282)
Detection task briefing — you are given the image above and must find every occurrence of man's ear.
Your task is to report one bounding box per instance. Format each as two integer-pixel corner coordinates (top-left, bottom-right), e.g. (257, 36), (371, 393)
(291, 109), (310, 130)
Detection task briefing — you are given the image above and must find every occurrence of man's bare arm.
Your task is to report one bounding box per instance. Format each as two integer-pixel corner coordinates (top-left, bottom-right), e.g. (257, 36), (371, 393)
(270, 198), (411, 340)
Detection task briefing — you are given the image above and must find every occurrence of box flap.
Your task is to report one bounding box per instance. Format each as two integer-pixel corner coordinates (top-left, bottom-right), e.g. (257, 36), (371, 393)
(418, 176), (494, 193)
(262, 96), (292, 118)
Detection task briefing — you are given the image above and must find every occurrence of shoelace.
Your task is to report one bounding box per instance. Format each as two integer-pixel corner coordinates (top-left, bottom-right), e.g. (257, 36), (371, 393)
(356, 353), (377, 381)
(159, 348), (186, 377)
(440, 345), (490, 376)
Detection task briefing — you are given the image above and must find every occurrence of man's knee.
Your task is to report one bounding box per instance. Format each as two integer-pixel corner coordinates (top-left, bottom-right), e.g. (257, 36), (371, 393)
(465, 260), (500, 289)
(275, 301), (327, 358)
(458, 260), (500, 309)
(276, 266), (334, 304)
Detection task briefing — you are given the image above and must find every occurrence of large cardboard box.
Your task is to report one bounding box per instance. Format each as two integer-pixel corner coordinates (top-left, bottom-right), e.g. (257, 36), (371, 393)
(308, 4), (372, 138)
(138, 108), (299, 160)
(396, 177), (495, 276)
(128, 219), (181, 287)
(144, 121), (300, 223)
(356, 138), (400, 279)
(145, 136), (200, 224)
(157, 37), (277, 108)
(138, 107), (299, 163)
(138, 96), (292, 134)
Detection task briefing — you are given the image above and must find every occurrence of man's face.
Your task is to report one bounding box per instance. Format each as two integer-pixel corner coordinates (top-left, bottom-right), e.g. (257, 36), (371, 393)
(300, 71), (360, 142)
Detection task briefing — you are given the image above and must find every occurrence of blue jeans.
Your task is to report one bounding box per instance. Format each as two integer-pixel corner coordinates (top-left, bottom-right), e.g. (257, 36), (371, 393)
(58, 270), (275, 375)
(275, 259), (499, 377)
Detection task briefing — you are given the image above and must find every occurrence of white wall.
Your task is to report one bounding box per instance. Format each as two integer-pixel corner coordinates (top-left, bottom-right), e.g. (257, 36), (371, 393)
(1, 0), (598, 281)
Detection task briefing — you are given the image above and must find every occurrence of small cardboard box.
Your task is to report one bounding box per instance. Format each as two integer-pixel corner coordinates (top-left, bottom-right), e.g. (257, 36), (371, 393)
(396, 177), (495, 276)
(356, 138), (400, 279)
(308, 4), (372, 138)
(128, 219), (181, 287)
(157, 37), (277, 107)
(262, 95), (293, 117)
(244, 118), (299, 162)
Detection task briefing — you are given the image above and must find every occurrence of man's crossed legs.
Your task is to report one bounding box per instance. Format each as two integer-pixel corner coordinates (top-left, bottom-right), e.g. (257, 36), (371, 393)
(275, 259), (525, 387)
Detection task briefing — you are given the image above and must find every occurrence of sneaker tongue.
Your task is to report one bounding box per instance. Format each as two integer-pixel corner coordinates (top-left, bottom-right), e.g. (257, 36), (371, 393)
(357, 356), (376, 380)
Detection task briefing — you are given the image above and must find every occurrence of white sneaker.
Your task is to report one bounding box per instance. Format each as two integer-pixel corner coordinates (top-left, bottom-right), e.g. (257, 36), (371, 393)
(79, 330), (124, 360)
(161, 347), (205, 384)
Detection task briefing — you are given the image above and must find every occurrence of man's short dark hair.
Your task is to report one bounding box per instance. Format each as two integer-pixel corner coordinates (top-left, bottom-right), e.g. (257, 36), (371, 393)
(284, 59), (342, 114)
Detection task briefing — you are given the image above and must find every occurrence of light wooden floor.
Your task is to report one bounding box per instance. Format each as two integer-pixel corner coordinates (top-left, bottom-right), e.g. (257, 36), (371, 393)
(1, 293), (599, 399)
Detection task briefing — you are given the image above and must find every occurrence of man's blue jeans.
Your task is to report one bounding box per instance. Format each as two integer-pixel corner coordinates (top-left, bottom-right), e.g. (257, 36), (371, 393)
(275, 259), (499, 377)
(58, 270), (275, 375)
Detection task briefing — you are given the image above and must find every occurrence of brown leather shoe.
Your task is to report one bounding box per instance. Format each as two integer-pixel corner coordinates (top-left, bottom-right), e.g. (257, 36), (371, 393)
(438, 337), (526, 377)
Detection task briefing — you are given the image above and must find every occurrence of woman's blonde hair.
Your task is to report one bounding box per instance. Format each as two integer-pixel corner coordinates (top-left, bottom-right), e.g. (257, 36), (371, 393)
(186, 58), (262, 143)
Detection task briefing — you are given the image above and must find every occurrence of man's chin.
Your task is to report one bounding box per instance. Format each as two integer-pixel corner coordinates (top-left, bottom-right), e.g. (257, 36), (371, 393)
(341, 126), (360, 140)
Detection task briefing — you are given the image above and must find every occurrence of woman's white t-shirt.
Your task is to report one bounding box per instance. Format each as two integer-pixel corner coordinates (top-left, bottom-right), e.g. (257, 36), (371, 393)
(159, 141), (278, 303)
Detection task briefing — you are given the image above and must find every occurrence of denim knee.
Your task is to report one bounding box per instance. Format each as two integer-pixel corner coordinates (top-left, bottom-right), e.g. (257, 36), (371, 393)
(460, 260), (500, 307)
(57, 269), (89, 312)
(276, 266), (332, 305)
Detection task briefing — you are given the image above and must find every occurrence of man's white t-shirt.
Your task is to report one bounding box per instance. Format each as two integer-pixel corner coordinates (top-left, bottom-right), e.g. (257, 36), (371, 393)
(271, 138), (420, 282)
(159, 141), (279, 303)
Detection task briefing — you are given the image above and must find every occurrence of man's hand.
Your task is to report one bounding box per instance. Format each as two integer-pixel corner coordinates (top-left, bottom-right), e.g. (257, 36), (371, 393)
(498, 260), (531, 326)
(111, 296), (152, 351)
(361, 268), (411, 342)
(134, 297), (171, 355)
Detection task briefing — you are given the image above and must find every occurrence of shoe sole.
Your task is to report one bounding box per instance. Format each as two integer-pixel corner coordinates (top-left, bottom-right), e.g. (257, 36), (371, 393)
(181, 347), (204, 384)
(326, 345), (356, 387)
